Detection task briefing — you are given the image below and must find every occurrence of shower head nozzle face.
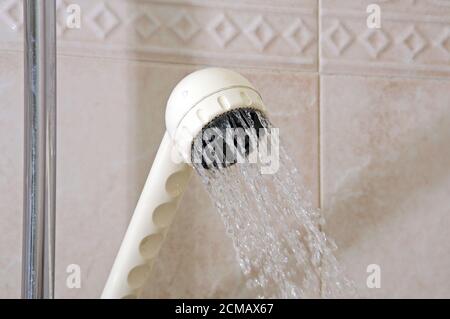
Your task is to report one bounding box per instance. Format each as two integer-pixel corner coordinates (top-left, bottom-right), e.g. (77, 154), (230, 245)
(191, 108), (268, 170)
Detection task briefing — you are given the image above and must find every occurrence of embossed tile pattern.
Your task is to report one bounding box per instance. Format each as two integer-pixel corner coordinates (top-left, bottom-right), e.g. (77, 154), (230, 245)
(0, 0), (318, 70)
(320, 0), (450, 77)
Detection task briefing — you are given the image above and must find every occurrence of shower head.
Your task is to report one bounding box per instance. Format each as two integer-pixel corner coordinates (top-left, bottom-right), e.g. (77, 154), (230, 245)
(102, 68), (268, 299)
(165, 68), (267, 165)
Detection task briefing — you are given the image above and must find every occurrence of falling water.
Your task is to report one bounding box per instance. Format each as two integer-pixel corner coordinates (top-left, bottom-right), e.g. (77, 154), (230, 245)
(191, 108), (354, 298)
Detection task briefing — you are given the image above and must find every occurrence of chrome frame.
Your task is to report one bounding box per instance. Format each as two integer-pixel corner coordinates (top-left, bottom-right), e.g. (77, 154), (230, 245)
(22, 0), (57, 299)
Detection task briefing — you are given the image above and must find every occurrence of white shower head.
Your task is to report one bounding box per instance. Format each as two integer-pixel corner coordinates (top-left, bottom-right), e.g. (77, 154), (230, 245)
(102, 68), (268, 299)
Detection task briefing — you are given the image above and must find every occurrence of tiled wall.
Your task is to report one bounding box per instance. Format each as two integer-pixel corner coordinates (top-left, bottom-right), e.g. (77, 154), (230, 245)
(0, 0), (449, 298)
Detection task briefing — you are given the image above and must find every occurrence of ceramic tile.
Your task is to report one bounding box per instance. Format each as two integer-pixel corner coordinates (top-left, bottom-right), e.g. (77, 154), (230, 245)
(321, 74), (450, 297)
(57, 61), (318, 299)
(0, 48), (318, 297)
(0, 0), (318, 71)
(0, 52), (22, 299)
(320, 0), (450, 77)
(53, 57), (192, 298)
(141, 71), (319, 298)
(3, 0), (448, 300)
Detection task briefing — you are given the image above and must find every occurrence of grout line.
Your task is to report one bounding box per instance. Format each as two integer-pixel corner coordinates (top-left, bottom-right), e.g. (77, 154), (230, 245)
(318, 76), (322, 210)
(318, 0), (323, 210)
(2, 47), (449, 81)
(317, 0), (324, 298)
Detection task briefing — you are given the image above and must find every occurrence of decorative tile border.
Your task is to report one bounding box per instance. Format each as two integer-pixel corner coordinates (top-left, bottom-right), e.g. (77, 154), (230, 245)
(0, 0), (317, 70)
(2, 0), (448, 77)
(320, 0), (450, 77)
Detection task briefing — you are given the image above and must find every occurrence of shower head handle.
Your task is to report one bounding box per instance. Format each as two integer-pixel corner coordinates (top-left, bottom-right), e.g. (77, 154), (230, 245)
(102, 132), (192, 299)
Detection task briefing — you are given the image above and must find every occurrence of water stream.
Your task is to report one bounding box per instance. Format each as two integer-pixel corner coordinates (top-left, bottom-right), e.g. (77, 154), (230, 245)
(191, 108), (353, 298)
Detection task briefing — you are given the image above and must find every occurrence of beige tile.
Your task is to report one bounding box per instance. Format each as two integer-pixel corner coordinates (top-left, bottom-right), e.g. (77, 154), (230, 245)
(321, 74), (450, 297)
(56, 60), (318, 299)
(0, 0), (317, 71)
(0, 47), (318, 297)
(53, 56), (194, 298)
(0, 0), (319, 298)
(320, 0), (450, 77)
(0, 52), (22, 299)
(141, 70), (319, 298)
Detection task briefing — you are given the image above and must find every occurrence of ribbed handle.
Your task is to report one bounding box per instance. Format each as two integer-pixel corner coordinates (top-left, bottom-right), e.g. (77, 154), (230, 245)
(101, 132), (192, 298)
